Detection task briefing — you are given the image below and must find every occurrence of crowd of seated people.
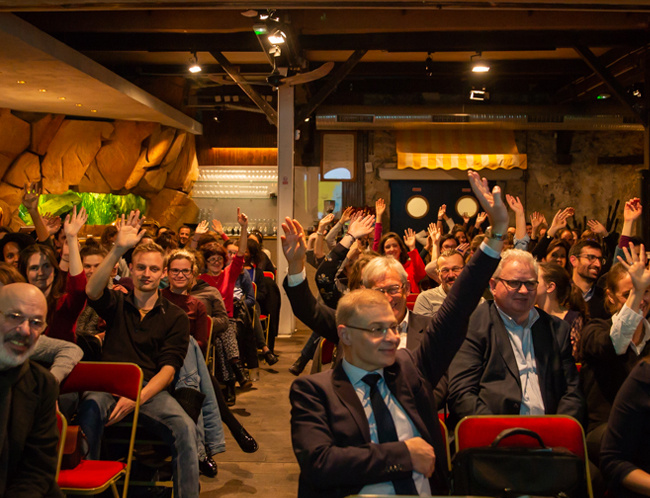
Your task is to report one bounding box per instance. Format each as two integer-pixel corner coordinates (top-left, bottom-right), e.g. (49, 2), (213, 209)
(2, 173), (650, 497)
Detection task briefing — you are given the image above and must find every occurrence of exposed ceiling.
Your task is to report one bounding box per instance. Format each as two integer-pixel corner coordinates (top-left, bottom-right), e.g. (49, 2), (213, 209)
(0, 0), (649, 132)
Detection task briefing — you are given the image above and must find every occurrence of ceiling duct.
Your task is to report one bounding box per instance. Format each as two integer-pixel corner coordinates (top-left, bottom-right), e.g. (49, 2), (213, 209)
(316, 106), (643, 131)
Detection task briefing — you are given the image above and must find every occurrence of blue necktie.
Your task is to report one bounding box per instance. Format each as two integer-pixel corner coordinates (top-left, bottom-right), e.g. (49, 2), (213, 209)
(362, 373), (419, 495)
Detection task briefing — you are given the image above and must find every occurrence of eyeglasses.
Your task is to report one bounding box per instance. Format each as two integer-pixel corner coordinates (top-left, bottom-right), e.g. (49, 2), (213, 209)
(438, 266), (463, 275)
(344, 324), (399, 338)
(207, 256), (224, 264)
(373, 284), (404, 296)
(495, 278), (538, 292)
(2, 312), (47, 333)
(169, 268), (192, 277)
(578, 254), (606, 265)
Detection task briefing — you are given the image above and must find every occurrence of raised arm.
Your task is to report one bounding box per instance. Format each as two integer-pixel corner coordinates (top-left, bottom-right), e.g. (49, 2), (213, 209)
(63, 205), (87, 277)
(314, 213), (334, 259)
(506, 194), (527, 241)
(621, 197), (642, 238)
(325, 206), (353, 248)
(236, 207), (248, 257)
(22, 182), (50, 243)
(189, 220), (209, 250)
(86, 210), (144, 300)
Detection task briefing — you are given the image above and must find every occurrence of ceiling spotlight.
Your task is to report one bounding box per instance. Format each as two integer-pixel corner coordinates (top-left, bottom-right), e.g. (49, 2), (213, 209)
(260, 9), (279, 22)
(469, 87), (490, 101)
(267, 29), (286, 44)
(269, 45), (282, 58)
(471, 52), (490, 73)
(425, 52), (434, 78)
(188, 52), (202, 74)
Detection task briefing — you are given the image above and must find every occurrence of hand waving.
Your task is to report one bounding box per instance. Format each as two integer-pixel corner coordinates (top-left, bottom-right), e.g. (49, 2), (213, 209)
(281, 217), (307, 273)
(115, 210), (145, 250)
(375, 198), (386, 219)
(63, 206), (88, 238)
(467, 171), (508, 233)
(23, 182), (41, 212)
(403, 228), (417, 251)
(348, 214), (375, 240)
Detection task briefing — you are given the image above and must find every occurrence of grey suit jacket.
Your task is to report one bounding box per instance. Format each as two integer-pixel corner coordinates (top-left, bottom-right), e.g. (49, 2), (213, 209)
(447, 300), (586, 425)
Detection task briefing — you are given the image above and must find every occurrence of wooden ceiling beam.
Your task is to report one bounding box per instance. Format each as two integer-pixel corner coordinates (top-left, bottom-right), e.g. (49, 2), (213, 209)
(210, 51), (278, 126)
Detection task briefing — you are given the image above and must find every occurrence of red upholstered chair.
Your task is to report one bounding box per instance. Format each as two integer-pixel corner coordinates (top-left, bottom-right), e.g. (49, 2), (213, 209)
(57, 362), (143, 498)
(454, 415), (593, 498)
(438, 414), (452, 472)
(406, 293), (418, 311)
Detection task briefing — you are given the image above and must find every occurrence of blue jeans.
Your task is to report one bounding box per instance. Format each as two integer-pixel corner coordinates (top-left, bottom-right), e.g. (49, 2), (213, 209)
(300, 331), (322, 360)
(175, 336), (226, 458)
(78, 385), (200, 498)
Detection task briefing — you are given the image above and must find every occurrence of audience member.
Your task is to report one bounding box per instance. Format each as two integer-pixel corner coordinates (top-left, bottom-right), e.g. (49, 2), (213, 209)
(570, 238), (610, 320)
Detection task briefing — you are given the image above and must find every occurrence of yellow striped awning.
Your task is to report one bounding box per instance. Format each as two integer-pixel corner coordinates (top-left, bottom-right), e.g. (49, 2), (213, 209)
(396, 130), (527, 171)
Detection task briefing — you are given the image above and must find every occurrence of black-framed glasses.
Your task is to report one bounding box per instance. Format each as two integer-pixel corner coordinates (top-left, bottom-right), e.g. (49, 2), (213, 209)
(207, 256), (224, 264)
(578, 254), (606, 265)
(169, 268), (192, 277)
(2, 312), (47, 333)
(495, 278), (538, 292)
(373, 284), (404, 296)
(344, 324), (399, 338)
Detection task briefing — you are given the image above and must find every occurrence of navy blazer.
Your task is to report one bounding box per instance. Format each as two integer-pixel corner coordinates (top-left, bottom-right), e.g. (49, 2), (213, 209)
(290, 248), (499, 498)
(447, 300), (586, 425)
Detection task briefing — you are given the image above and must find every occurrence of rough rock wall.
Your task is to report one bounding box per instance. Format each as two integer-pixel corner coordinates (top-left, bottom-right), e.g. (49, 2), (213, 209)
(0, 108), (199, 230)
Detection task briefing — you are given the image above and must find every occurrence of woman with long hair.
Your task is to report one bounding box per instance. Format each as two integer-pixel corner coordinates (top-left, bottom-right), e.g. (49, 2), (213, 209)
(377, 230), (427, 293)
(18, 206), (87, 343)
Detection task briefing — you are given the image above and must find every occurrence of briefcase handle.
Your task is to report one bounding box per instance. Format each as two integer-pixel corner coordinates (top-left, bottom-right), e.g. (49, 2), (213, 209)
(491, 427), (547, 449)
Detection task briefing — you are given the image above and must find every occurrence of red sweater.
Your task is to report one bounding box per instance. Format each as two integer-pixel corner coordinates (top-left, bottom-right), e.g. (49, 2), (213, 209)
(45, 271), (87, 343)
(161, 288), (210, 355)
(199, 254), (244, 318)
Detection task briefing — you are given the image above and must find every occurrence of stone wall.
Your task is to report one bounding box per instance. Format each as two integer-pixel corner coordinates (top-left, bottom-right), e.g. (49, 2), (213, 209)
(0, 108), (199, 230)
(367, 129), (644, 231)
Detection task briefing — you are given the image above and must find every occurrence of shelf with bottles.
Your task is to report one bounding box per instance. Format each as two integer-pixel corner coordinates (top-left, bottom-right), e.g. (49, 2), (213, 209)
(194, 166), (278, 198)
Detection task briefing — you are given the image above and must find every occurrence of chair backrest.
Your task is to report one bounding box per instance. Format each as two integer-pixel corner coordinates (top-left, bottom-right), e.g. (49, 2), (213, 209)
(252, 281), (257, 300)
(263, 271), (275, 281)
(455, 415), (586, 459)
(438, 415), (452, 472)
(406, 293), (418, 311)
(55, 410), (67, 481)
(60, 362), (143, 402)
(205, 316), (213, 366)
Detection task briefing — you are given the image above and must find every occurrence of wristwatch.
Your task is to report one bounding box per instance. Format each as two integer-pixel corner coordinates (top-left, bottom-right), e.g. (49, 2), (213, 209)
(485, 227), (507, 241)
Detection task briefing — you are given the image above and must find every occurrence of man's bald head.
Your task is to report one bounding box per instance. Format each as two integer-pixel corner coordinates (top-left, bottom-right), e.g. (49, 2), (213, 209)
(0, 283), (47, 370)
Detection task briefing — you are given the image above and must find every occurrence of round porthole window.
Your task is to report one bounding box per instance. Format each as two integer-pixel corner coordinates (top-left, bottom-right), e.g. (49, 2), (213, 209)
(456, 195), (479, 219)
(405, 195), (429, 219)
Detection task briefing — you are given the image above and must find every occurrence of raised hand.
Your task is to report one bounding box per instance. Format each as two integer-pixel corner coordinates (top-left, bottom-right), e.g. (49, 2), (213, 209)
(348, 210), (363, 225)
(115, 210), (145, 251)
(281, 217), (307, 274)
(375, 198), (386, 219)
(505, 194), (524, 215)
(587, 219), (608, 237)
(624, 197), (643, 222)
(63, 205), (88, 238)
(428, 222), (440, 245)
(194, 220), (209, 236)
(462, 213), (471, 224)
(348, 214), (375, 240)
(476, 211), (488, 226)
(43, 213), (62, 236)
(237, 207), (248, 228)
(619, 243), (650, 295)
(318, 212), (335, 231)
(340, 206), (354, 224)
(548, 207), (574, 237)
(211, 219), (224, 235)
(437, 204), (447, 220)
(467, 170), (508, 233)
(22, 182), (41, 212)
(403, 228), (417, 251)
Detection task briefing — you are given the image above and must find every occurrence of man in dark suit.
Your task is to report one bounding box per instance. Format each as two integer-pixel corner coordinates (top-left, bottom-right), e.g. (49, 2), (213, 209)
(447, 249), (585, 425)
(287, 171), (509, 497)
(0, 283), (63, 497)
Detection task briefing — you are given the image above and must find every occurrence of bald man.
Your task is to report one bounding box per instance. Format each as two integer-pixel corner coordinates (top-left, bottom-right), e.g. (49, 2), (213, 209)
(0, 283), (63, 497)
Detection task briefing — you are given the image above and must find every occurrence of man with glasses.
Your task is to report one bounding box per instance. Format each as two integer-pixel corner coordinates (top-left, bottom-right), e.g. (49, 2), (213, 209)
(289, 171), (509, 497)
(569, 239), (611, 319)
(0, 282), (63, 497)
(447, 249), (585, 425)
(413, 249), (485, 318)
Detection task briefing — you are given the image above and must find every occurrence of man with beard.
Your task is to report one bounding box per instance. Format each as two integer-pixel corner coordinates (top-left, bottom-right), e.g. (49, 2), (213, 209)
(413, 249), (484, 317)
(178, 225), (191, 248)
(0, 283), (63, 497)
(448, 249), (585, 425)
(570, 238), (610, 320)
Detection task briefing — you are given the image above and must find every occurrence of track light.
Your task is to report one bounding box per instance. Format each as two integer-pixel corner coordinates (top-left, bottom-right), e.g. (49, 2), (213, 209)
(269, 45), (282, 58)
(471, 52), (490, 73)
(469, 87), (489, 101)
(260, 9), (279, 22)
(188, 52), (201, 73)
(268, 29), (286, 44)
(425, 52), (434, 78)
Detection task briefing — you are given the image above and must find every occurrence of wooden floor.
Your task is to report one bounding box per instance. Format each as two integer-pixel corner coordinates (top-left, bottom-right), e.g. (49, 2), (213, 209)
(199, 328), (310, 497)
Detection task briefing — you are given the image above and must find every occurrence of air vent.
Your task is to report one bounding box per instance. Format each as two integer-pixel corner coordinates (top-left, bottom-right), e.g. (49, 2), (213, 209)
(337, 114), (374, 123)
(528, 114), (564, 123)
(431, 115), (470, 123)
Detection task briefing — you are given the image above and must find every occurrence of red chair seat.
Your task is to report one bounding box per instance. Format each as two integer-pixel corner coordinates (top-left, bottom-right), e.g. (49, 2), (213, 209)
(58, 460), (125, 489)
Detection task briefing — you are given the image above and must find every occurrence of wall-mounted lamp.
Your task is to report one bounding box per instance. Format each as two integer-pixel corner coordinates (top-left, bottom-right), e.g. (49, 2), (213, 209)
(471, 52), (490, 73)
(188, 52), (202, 73)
